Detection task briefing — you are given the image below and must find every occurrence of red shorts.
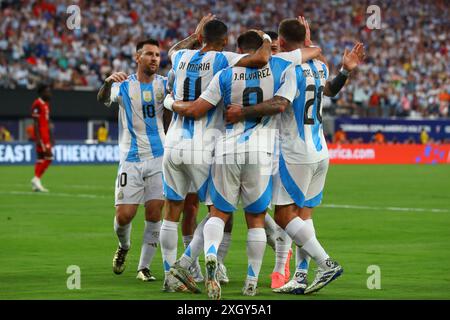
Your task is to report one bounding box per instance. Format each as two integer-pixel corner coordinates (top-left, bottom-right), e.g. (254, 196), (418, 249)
(36, 141), (53, 160)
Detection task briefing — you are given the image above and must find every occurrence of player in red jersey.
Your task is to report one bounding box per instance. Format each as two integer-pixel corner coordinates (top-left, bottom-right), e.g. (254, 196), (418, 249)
(31, 84), (53, 192)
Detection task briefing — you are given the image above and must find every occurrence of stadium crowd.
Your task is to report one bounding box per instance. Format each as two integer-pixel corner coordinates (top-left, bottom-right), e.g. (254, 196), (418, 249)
(0, 0), (448, 119)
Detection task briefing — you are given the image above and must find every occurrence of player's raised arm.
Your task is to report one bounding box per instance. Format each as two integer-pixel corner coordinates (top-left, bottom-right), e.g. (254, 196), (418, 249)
(97, 72), (127, 105)
(323, 42), (365, 97)
(167, 14), (215, 60)
(298, 16), (323, 62)
(234, 30), (272, 68)
(275, 17), (321, 64)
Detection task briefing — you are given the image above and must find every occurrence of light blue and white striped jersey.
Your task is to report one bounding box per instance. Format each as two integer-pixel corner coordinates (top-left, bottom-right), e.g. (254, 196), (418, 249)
(275, 59), (330, 164)
(165, 49), (246, 152)
(109, 74), (167, 162)
(200, 56), (293, 156)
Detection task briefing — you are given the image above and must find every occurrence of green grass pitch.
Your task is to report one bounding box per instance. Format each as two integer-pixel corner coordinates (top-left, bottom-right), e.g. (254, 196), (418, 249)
(0, 164), (449, 300)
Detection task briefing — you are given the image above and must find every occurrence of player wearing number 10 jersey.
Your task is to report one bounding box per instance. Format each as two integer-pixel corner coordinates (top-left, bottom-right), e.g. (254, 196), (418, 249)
(97, 39), (173, 285)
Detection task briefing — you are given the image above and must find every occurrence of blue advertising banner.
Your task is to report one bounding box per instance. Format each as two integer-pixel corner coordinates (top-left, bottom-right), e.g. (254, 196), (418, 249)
(0, 142), (120, 165)
(335, 118), (450, 143)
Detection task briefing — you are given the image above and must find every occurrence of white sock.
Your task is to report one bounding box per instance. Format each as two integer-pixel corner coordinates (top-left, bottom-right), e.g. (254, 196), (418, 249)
(203, 217), (225, 259)
(273, 225), (292, 274)
(179, 215), (208, 269)
(114, 216), (131, 250)
(285, 217), (329, 269)
(159, 219), (178, 275)
(264, 214), (278, 251)
(137, 220), (161, 271)
(246, 228), (266, 283)
(295, 219), (313, 274)
(217, 232), (231, 264)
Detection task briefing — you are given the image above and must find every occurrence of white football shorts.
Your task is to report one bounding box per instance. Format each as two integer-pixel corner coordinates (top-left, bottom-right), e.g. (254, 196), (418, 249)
(209, 152), (273, 214)
(114, 157), (164, 205)
(162, 148), (212, 202)
(272, 155), (329, 208)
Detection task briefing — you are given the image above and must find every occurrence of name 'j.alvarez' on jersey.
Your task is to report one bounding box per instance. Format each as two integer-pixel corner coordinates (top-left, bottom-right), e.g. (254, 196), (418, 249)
(200, 56), (293, 156)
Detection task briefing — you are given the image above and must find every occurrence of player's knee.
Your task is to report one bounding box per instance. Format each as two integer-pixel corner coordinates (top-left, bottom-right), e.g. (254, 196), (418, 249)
(145, 210), (162, 223)
(164, 200), (184, 221)
(115, 207), (135, 225)
(274, 212), (287, 229)
(145, 201), (163, 222)
(298, 207), (313, 220)
(116, 213), (132, 226)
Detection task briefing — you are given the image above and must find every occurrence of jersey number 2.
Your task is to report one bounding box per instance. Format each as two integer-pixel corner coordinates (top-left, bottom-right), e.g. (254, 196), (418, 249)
(304, 84), (324, 125)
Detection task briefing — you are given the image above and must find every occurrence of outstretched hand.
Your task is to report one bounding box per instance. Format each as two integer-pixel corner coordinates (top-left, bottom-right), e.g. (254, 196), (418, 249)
(342, 42), (366, 72)
(297, 16), (312, 46)
(105, 72), (127, 84)
(195, 13), (216, 36)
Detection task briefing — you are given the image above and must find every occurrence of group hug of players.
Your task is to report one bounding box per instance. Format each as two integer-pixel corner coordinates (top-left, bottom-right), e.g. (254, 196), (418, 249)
(97, 14), (365, 299)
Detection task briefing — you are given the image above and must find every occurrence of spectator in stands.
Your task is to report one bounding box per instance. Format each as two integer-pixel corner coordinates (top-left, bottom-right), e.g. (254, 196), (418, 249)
(0, 126), (12, 141)
(0, 0), (448, 120)
(97, 123), (108, 143)
(439, 85), (450, 117)
(353, 82), (369, 117)
(26, 123), (36, 142)
(372, 130), (386, 144)
(368, 91), (381, 118)
(333, 126), (348, 144)
(420, 129), (429, 145)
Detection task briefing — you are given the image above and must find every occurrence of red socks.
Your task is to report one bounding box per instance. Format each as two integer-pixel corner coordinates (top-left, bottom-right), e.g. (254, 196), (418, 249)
(34, 159), (52, 178)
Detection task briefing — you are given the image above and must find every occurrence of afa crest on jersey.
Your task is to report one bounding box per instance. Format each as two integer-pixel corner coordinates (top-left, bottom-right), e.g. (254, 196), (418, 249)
(143, 91), (152, 102)
(155, 90), (164, 102)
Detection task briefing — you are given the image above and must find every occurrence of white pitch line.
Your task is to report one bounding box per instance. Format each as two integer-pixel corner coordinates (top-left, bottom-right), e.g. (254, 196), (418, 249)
(322, 204), (449, 213)
(7, 183), (112, 190)
(0, 191), (448, 213)
(0, 191), (108, 199)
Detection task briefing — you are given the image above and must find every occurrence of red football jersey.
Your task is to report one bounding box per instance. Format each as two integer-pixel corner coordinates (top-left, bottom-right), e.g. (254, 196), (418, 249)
(31, 98), (51, 143)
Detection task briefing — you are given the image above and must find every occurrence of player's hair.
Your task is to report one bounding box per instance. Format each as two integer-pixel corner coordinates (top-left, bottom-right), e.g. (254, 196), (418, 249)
(203, 20), (228, 45)
(136, 39), (160, 52)
(278, 19), (306, 43)
(237, 31), (263, 52)
(264, 30), (278, 41)
(37, 84), (50, 95)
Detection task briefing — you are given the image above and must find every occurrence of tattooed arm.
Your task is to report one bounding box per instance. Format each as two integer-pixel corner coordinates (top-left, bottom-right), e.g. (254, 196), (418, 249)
(225, 96), (290, 124)
(168, 14), (215, 60)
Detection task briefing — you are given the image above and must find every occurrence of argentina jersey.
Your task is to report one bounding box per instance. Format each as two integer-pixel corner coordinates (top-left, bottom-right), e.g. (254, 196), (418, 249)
(165, 49), (245, 152)
(109, 74), (167, 162)
(200, 56), (293, 156)
(275, 59), (330, 164)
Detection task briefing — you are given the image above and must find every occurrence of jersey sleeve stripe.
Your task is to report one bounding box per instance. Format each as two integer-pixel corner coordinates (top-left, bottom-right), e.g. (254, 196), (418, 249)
(293, 65), (306, 141)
